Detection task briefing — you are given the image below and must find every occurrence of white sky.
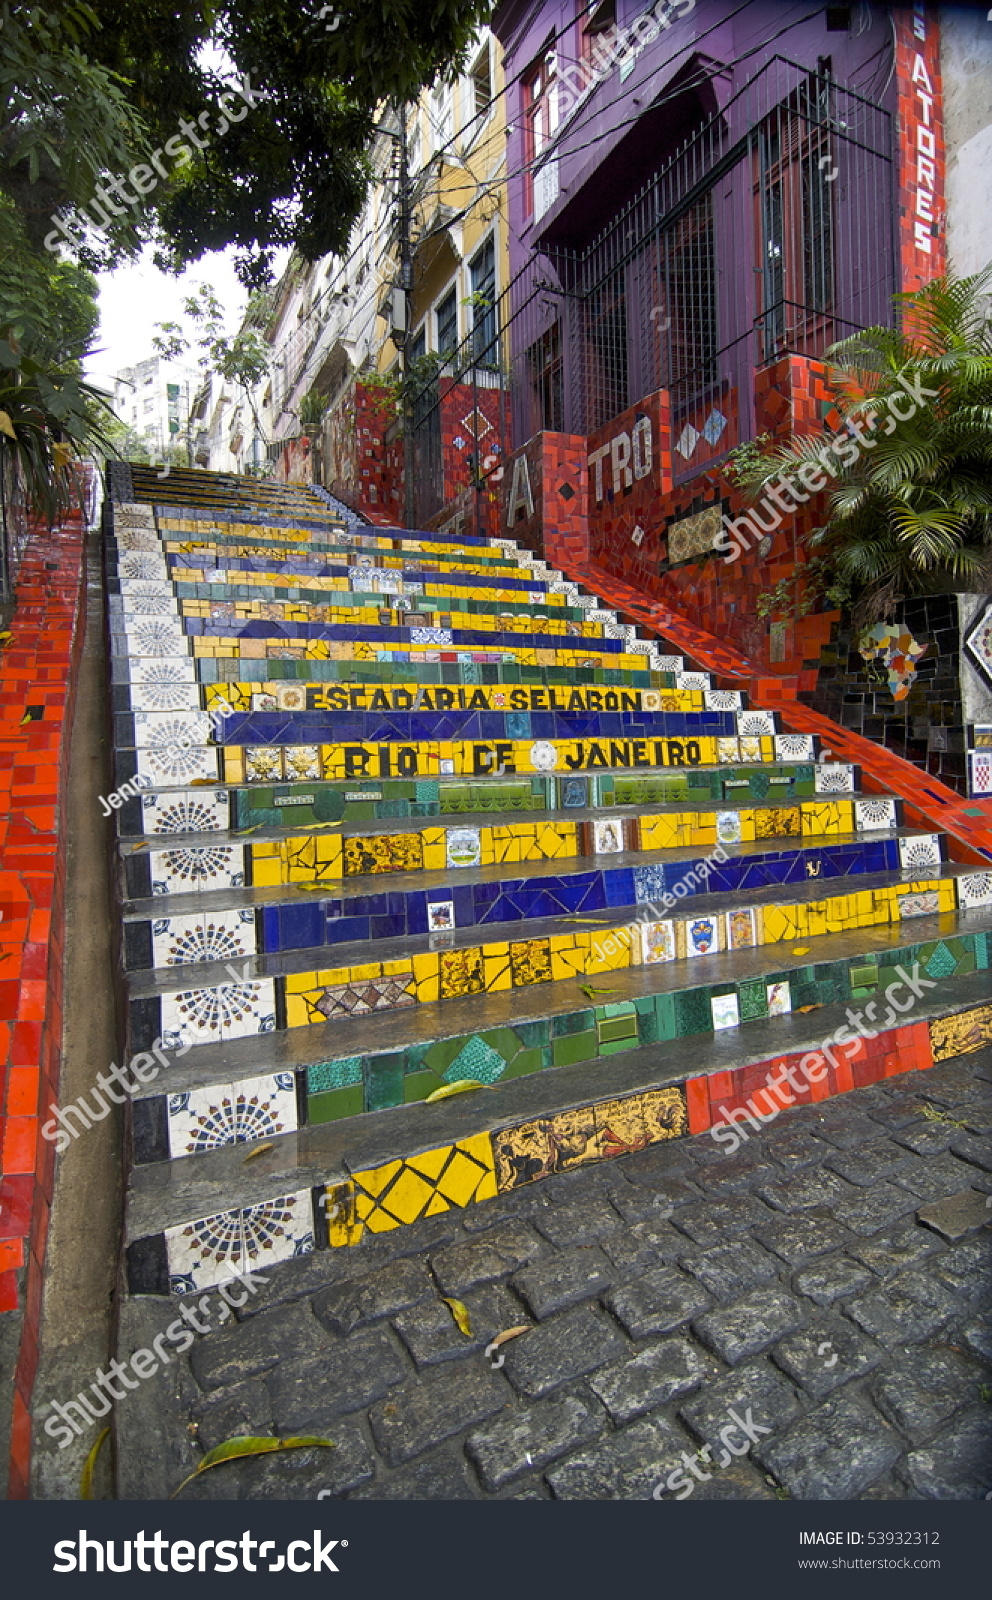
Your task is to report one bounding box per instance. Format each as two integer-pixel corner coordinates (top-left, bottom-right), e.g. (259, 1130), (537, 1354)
(84, 247), (251, 393)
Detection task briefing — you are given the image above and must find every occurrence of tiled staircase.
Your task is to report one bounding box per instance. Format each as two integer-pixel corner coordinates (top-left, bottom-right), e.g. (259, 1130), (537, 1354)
(104, 466), (992, 1298)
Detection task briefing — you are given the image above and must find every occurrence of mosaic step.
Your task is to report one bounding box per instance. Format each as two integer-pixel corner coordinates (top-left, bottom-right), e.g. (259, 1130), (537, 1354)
(105, 471), (992, 1296)
(117, 795), (903, 899)
(118, 704), (763, 751)
(127, 912), (992, 1163)
(115, 733), (820, 789)
(121, 968), (992, 1291)
(122, 864), (982, 1060)
(120, 831), (952, 972)
(107, 760), (839, 839)
(109, 662), (669, 711)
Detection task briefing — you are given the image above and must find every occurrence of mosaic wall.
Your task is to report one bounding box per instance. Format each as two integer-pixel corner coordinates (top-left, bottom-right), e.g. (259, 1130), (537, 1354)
(811, 596), (968, 794)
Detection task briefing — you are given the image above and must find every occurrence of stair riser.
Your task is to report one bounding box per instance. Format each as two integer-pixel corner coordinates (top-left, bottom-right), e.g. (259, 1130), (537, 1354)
(110, 760), (833, 840)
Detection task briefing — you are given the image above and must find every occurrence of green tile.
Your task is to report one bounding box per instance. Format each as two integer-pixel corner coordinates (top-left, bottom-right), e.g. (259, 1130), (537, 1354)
(654, 992), (677, 1041)
(501, 1047), (544, 1080)
(515, 1018), (550, 1049)
(849, 962), (879, 990)
(308, 1085), (365, 1124)
(551, 1010), (595, 1037)
(307, 1057), (363, 1094)
(402, 1070), (439, 1104)
(598, 1038), (638, 1056)
(738, 980), (767, 1022)
(444, 1037), (506, 1085)
(674, 987), (712, 1036)
(552, 1030), (599, 1068)
(367, 1053), (404, 1111)
(597, 1016), (638, 1043)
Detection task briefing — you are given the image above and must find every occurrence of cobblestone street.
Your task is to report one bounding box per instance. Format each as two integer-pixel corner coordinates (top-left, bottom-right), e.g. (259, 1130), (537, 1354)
(117, 1050), (992, 1502)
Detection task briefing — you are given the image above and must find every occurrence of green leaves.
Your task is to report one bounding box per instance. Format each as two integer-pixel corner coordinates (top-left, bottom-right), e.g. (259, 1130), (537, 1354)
(171, 1435), (336, 1499)
(738, 268), (992, 622)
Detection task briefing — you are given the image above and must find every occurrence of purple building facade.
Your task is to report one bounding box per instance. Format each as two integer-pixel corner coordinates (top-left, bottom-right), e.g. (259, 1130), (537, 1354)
(491, 0), (901, 474)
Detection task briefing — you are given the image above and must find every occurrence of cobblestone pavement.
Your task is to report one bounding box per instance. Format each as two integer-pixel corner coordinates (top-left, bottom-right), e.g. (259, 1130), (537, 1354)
(119, 1052), (992, 1501)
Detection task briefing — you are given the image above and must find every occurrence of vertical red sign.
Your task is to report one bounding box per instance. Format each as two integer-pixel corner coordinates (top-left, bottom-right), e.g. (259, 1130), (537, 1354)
(894, 1), (946, 292)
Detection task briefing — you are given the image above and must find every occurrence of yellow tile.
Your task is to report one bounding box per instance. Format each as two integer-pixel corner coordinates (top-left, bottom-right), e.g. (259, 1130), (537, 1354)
(251, 859), (283, 888)
(406, 1145), (452, 1183)
(474, 1167), (498, 1203)
(762, 906), (791, 944)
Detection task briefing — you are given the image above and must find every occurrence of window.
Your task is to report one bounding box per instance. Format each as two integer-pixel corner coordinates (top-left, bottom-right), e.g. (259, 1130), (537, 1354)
(469, 237), (497, 365)
(523, 45), (558, 214)
(581, 0), (617, 70)
(408, 107), (422, 173)
(526, 322), (563, 433)
(470, 45), (492, 121)
(408, 326), (426, 364)
(755, 69), (836, 358)
(436, 288), (458, 357)
(431, 83), (454, 152)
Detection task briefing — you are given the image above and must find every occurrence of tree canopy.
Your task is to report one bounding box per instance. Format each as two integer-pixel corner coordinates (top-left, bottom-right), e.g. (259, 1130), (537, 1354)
(7, 0), (494, 284)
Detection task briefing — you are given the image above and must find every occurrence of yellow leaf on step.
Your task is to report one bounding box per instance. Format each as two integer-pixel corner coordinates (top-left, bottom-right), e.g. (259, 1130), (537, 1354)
(791, 947), (811, 955)
(442, 1297), (472, 1337)
(80, 1427), (110, 1500)
(424, 1079), (486, 1103)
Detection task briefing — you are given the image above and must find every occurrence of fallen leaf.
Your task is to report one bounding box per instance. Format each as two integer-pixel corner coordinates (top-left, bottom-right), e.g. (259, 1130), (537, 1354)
(129, 841), (150, 853)
(424, 1079), (486, 1103)
(80, 1427), (110, 1500)
(791, 946), (811, 955)
(797, 1004), (821, 1013)
(234, 825), (260, 835)
(579, 983), (616, 999)
(293, 881), (332, 892)
(442, 1297), (473, 1337)
(242, 1141), (275, 1162)
(189, 778), (215, 787)
(488, 1324), (530, 1351)
(170, 1435), (334, 1498)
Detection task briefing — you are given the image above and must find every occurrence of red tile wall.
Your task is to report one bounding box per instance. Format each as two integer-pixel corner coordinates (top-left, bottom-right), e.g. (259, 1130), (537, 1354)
(0, 506), (87, 1497)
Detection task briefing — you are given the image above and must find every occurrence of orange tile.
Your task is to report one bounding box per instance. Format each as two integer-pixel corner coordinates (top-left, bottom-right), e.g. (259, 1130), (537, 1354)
(685, 1076), (710, 1135)
(16, 979), (46, 1020)
(7, 1067), (39, 1117)
(2, 1117), (37, 1174)
(0, 1237), (25, 1272)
